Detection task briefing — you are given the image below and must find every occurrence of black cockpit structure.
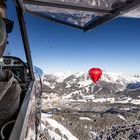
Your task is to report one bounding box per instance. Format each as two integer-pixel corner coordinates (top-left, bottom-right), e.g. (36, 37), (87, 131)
(18, 0), (140, 31)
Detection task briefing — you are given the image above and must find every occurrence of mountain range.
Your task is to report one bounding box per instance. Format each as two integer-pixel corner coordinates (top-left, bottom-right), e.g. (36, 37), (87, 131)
(41, 72), (140, 140)
(43, 72), (140, 104)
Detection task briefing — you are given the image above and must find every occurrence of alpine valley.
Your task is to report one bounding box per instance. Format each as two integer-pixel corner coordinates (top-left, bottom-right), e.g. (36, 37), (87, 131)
(41, 72), (140, 140)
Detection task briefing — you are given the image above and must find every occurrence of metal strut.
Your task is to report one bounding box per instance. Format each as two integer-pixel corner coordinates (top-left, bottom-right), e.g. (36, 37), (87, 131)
(15, 0), (35, 80)
(23, 0), (113, 14)
(84, 0), (140, 31)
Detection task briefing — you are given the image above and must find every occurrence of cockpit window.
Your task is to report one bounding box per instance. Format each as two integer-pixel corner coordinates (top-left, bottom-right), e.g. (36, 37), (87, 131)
(19, 0), (140, 30)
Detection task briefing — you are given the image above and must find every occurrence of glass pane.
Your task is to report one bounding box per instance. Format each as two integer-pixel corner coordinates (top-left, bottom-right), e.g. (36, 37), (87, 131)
(123, 7), (140, 18)
(25, 4), (104, 27)
(32, 0), (127, 8)
(21, 0), (140, 28)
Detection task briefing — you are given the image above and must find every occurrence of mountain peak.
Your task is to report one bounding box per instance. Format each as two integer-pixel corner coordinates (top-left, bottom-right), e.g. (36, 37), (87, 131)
(45, 71), (140, 84)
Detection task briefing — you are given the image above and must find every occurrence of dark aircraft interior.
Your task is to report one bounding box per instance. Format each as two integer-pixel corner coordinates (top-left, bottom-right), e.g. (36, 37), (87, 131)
(0, 55), (43, 140)
(0, 56), (31, 139)
(2, 56), (31, 92)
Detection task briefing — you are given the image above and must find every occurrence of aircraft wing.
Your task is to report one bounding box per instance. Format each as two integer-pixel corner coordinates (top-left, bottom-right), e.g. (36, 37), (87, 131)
(18, 0), (140, 31)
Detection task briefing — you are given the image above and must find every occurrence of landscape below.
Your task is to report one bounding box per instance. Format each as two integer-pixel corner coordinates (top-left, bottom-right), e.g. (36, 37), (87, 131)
(40, 72), (140, 140)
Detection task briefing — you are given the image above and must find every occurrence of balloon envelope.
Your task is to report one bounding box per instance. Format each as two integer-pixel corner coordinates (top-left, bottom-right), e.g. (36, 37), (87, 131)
(89, 68), (102, 83)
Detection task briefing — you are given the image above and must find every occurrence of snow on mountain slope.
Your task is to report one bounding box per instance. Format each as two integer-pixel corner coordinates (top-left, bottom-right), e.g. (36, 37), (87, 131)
(102, 72), (140, 84)
(43, 72), (140, 96)
(41, 113), (78, 140)
(42, 72), (140, 140)
(44, 72), (140, 88)
(42, 71), (140, 106)
(45, 71), (73, 82)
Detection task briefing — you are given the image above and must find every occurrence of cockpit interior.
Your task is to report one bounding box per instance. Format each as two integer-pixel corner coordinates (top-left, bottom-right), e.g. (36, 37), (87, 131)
(0, 56), (32, 139)
(1, 56), (31, 92)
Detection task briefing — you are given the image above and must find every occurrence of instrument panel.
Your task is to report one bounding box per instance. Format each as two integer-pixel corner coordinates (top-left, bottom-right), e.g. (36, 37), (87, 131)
(1, 56), (31, 91)
(3, 59), (24, 66)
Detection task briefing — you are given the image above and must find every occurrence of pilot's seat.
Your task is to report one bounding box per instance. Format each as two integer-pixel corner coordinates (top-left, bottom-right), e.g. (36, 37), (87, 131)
(0, 70), (21, 130)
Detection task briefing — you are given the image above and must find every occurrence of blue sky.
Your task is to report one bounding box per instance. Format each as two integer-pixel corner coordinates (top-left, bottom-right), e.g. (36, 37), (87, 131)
(6, 1), (140, 74)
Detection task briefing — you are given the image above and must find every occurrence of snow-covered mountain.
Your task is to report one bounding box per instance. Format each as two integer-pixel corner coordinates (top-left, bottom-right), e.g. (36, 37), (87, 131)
(43, 72), (140, 102)
(44, 72), (140, 89)
(41, 72), (140, 140)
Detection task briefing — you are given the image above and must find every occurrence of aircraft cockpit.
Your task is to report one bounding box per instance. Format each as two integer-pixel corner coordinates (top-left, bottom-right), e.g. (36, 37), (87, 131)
(1, 56), (31, 92)
(0, 55), (43, 140)
(0, 0), (140, 140)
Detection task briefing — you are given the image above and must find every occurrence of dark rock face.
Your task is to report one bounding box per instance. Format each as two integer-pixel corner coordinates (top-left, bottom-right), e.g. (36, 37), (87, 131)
(41, 73), (140, 140)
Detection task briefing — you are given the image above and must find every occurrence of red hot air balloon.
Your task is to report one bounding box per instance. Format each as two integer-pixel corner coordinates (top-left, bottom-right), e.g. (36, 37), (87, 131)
(89, 68), (102, 83)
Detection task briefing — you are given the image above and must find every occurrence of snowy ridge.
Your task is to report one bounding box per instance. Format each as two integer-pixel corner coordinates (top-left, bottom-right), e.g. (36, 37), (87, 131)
(42, 71), (140, 140)
(45, 71), (140, 84)
(43, 71), (140, 106)
(101, 72), (140, 84)
(46, 71), (73, 83)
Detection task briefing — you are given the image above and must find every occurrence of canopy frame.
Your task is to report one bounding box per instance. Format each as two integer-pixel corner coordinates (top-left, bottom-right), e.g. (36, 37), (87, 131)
(18, 0), (140, 31)
(15, 0), (35, 80)
(24, 0), (113, 14)
(84, 0), (140, 31)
